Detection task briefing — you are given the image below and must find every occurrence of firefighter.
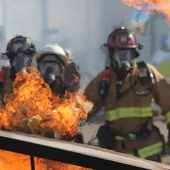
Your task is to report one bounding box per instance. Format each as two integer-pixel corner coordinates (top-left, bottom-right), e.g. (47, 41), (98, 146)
(32, 43), (81, 97)
(2, 35), (36, 103)
(84, 26), (170, 162)
(31, 44), (83, 142)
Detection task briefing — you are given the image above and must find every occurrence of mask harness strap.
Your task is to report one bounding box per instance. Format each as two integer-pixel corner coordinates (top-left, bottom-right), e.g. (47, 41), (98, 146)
(131, 61), (155, 96)
(99, 66), (110, 100)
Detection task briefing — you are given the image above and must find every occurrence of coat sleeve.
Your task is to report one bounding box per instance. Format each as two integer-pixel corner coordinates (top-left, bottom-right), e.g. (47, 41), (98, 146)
(84, 72), (104, 120)
(148, 64), (170, 127)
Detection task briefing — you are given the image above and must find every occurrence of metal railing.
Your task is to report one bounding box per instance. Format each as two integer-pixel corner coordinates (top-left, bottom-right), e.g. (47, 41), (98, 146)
(0, 130), (169, 170)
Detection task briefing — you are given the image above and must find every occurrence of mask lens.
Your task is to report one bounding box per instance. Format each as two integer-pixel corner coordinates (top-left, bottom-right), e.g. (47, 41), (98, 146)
(12, 52), (31, 72)
(38, 54), (63, 82)
(112, 49), (132, 64)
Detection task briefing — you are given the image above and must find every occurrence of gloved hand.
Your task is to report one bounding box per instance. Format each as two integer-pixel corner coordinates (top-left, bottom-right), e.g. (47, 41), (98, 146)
(97, 124), (115, 149)
(74, 133), (84, 144)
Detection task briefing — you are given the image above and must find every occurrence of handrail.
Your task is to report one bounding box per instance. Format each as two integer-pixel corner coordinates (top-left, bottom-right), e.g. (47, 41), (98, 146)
(0, 130), (170, 170)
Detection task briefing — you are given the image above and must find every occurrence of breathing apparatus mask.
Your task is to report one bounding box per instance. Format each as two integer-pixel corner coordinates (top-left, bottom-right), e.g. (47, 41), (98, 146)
(38, 54), (66, 95)
(110, 48), (135, 79)
(12, 53), (32, 72)
(10, 52), (32, 80)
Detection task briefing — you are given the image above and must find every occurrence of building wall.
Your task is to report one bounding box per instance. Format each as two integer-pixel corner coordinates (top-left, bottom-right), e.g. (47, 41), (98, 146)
(0, 0), (169, 87)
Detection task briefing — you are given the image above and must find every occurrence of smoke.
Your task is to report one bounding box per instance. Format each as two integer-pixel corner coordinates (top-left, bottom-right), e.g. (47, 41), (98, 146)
(0, 0), (168, 89)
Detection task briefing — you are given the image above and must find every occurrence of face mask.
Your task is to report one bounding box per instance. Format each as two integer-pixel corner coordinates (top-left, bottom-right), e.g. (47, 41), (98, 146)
(11, 52), (32, 73)
(112, 49), (132, 66)
(111, 49), (133, 79)
(38, 54), (64, 85)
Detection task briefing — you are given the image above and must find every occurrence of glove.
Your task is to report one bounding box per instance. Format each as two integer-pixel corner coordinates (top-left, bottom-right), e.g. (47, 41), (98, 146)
(97, 125), (115, 149)
(74, 133), (84, 144)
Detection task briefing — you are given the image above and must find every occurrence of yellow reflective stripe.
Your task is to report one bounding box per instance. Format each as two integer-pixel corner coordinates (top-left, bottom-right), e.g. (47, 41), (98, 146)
(115, 136), (125, 140)
(138, 142), (163, 159)
(106, 107), (153, 121)
(165, 112), (170, 124)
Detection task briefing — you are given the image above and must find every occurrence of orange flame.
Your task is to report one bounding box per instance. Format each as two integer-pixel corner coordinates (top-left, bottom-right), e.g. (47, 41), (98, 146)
(0, 150), (92, 170)
(121, 0), (170, 22)
(0, 67), (93, 169)
(0, 67), (93, 137)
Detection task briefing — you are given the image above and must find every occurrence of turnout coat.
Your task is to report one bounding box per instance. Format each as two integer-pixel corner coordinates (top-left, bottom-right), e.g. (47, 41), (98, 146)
(84, 61), (170, 160)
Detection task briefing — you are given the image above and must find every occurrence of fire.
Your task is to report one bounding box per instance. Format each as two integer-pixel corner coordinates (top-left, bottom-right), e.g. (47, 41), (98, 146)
(0, 67), (93, 169)
(0, 67), (93, 137)
(0, 150), (91, 170)
(121, 0), (170, 22)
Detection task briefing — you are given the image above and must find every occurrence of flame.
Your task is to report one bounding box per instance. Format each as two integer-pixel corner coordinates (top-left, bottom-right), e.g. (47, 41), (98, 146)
(121, 0), (170, 22)
(0, 67), (93, 137)
(0, 67), (93, 169)
(0, 150), (92, 170)
(0, 151), (31, 170)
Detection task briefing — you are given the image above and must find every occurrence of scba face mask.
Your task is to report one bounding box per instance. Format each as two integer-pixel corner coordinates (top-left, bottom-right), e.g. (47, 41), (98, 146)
(38, 55), (64, 83)
(111, 49), (134, 79)
(11, 52), (32, 73)
(38, 54), (66, 95)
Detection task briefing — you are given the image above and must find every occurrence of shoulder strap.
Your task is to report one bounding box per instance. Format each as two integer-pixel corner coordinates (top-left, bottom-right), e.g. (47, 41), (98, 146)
(135, 61), (155, 96)
(98, 66), (111, 100)
(137, 61), (155, 86)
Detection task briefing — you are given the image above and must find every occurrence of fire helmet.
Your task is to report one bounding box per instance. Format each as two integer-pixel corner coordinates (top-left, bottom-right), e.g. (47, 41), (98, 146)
(107, 26), (138, 49)
(6, 35), (36, 59)
(43, 43), (67, 57)
(38, 43), (69, 67)
(43, 43), (74, 62)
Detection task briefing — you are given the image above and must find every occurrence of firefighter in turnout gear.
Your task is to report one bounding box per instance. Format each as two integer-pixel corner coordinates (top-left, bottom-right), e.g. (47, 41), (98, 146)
(84, 26), (170, 162)
(2, 35), (36, 104)
(31, 44), (83, 142)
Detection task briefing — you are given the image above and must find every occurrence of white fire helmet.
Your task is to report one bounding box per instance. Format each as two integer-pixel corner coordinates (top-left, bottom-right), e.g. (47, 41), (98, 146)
(44, 43), (67, 57)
